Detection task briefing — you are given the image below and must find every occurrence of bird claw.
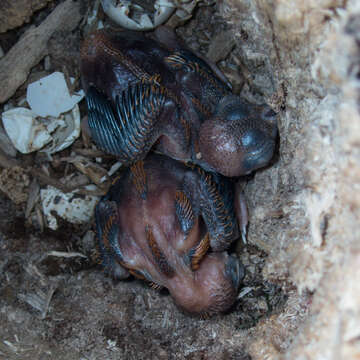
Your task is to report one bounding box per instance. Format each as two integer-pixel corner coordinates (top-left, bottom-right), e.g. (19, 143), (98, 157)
(241, 223), (247, 244)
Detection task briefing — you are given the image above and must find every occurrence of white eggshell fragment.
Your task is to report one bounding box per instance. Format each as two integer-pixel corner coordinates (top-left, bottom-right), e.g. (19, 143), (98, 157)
(2, 107), (54, 153)
(26, 72), (84, 118)
(101, 0), (175, 31)
(41, 185), (100, 230)
(1, 104), (81, 154)
(42, 104), (81, 154)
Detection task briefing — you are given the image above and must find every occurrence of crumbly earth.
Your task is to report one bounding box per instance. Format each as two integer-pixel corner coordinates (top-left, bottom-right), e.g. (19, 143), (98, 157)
(0, 191), (290, 359)
(1, 0), (360, 359)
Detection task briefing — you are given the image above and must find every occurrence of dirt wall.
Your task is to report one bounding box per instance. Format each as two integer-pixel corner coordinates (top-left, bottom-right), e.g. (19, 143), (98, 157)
(221, 0), (360, 358)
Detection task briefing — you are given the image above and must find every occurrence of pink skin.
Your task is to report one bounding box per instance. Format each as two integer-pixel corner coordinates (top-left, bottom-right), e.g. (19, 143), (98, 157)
(99, 155), (243, 316)
(199, 96), (278, 177)
(199, 117), (247, 177)
(168, 252), (239, 316)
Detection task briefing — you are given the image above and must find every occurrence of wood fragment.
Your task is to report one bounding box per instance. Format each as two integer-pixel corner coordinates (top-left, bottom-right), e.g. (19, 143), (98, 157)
(74, 148), (113, 158)
(108, 161), (123, 176)
(45, 251), (87, 259)
(65, 174), (91, 190)
(0, 149), (104, 194)
(25, 179), (40, 219)
(29, 167), (71, 193)
(36, 204), (45, 232)
(18, 284), (56, 319)
(0, 0), (82, 103)
(61, 155), (110, 188)
(76, 187), (108, 197)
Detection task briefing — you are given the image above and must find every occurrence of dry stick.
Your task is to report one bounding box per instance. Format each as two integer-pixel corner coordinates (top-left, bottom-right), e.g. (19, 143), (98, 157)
(0, 0), (82, 104)
(74, 148), (114, 158)
(30, 168), (102, 194)
(29, 167), (71, 193)
(0, 150), (71, 193)
(25, 179), (40, 219)
(76, 187), (108, 196)
(0, 149), (106, 195)
(0, 151), (19, 168)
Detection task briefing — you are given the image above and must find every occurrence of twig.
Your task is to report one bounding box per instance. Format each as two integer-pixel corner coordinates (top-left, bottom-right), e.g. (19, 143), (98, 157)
(25, 179), (40, 219)
(76, 187), (108, 197)
(29, 168), (71, 193)
(0, 0), (82, 103)
(45, 251), (87, 259)
(74, 148), (114, 158)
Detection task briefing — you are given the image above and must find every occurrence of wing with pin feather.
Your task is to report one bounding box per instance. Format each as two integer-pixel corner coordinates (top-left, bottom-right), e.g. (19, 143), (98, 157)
(94, 154), (245, 316)
(95, 198), (130, 280)
(196, 168), (239, 252)
(86, 82), (169, 165)
(164, 50), (229, 115)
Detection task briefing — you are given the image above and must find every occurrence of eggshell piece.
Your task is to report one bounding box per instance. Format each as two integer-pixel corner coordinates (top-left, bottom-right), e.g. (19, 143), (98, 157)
(100, 0), (175, 31)
(41, 104), (81, 154)
(2, 107), (54, 153)
(26, 72), (84, 118)
(1, 104), (81, 154)
(41, 185), (100, 230)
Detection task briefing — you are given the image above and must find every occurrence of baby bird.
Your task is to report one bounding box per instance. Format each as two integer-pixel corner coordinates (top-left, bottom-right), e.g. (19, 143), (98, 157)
(95, 154), (245, 316)
(81, 27), (277, 177)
